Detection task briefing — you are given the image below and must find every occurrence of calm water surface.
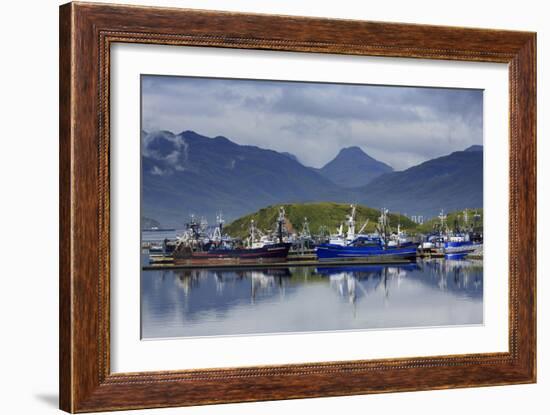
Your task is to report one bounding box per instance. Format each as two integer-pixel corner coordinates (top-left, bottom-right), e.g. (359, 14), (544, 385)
(141, 255), (483, 338)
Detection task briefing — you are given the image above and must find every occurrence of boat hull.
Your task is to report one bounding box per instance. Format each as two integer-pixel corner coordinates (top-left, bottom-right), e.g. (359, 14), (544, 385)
(316, 243), (417, 262)
(174, 242), (292, 265)
(443, 241), (478, 254)
(442, 241), (481, 259)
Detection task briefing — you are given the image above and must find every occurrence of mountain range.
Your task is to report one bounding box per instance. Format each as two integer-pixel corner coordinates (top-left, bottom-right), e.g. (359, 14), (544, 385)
(358, 147), (483, 218)
(141, 130), (356, 226)
(141, 130), (482, 227)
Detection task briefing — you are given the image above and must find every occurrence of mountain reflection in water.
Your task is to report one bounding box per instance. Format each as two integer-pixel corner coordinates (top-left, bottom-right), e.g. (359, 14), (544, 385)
(141, 258), (483, 338)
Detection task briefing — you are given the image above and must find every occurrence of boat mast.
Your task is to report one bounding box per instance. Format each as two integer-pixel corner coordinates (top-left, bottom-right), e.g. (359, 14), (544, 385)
(277, 206), (286, 244)
(248, 219), (258, 248)
(301, 217), (311, 238)
(212, 212), (224, 242)
(346, 204), (356, 241)
(376, 208), (390, 248)
(357, 218), (369, 234)
(438, 210), (448, 238)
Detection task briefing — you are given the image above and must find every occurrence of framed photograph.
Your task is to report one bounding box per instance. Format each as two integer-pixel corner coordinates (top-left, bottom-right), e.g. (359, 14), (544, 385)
(59, 2), (536, 412)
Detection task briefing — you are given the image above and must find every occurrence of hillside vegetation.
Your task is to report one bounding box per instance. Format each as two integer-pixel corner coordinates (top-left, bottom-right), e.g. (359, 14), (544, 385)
(224, 203), (484, 238)
(223, 202), (418, 239)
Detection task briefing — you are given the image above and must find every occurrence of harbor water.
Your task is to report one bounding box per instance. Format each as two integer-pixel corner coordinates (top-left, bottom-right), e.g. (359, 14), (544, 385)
(141, 253), (483, 339)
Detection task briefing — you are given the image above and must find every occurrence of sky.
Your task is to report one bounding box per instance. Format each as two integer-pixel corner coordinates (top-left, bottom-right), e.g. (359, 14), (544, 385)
(141, 75), (483, 170)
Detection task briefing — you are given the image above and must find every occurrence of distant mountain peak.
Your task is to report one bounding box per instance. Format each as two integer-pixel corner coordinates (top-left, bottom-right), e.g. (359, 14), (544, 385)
(179, 129), (197, 136)
(464, 144), (483, 152)
(334, 146), (375, 160)
(318, 146), (393, 188)
(339, 146), (365, 154)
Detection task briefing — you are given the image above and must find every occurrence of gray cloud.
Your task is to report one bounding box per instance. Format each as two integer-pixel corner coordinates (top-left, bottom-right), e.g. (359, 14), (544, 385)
(141, 75), (483, 170)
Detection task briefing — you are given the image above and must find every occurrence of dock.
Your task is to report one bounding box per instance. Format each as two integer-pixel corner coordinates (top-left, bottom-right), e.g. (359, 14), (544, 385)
(417, 252), (445, 259)
(143, 257), (414, 271)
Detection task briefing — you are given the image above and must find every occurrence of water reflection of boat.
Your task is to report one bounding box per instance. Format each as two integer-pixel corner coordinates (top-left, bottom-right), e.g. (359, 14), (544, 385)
(328, 272), (358, 304)
(172, 267), (292, 299)
(142, 258), (484, 337)
(316, 263), (418, 276)
(316, 263), (416, 305)
(166, 259), (482, 316)
(418, 258), (483, 293)
(249, 271), (291, 303)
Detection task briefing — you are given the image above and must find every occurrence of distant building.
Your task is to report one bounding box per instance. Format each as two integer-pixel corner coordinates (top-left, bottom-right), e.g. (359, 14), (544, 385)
(411, 215), (424, 225)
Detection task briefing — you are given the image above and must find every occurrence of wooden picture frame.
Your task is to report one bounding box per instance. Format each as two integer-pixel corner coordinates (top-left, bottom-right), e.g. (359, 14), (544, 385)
(59, 2), (536, 412)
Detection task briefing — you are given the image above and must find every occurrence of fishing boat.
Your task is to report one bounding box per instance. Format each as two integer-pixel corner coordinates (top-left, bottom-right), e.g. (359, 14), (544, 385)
(316, 237), (417, 261)
(419, 209), (483, 258)
(442, 210), (482, 258)
(315, 206), (417, 262)
(173, 209), (291, 265)
(326, 204), (370, 246)
(174, 242), (291, 264)
(443, 234), (478, 258)
(148, 239), (176, 256)
(287, 217), (318, 260)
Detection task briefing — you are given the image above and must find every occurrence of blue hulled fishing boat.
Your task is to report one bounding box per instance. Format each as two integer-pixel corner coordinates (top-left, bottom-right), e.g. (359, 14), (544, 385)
(441, 210), (483, 258)
(443, 237), (479, 259)
(315, 206), (417, 262)
(316, 237), (417, 261)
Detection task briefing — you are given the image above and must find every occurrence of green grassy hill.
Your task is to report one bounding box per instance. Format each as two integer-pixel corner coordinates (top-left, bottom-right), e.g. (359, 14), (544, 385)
(223, 202), (418, 239)
(415, 208), (483, 233)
